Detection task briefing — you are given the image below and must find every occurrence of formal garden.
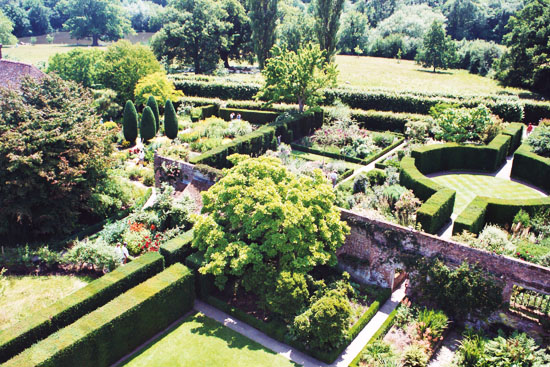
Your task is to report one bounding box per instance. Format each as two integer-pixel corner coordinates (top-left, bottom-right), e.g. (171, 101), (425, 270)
(1, 0), (550, 365)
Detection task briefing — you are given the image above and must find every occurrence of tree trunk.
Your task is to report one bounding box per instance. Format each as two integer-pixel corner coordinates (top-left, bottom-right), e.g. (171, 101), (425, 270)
(92, 35), (99, 47)
(194, 58), (201, 75)
(298, 97), (304, 113)
(220, 50), (230, 68)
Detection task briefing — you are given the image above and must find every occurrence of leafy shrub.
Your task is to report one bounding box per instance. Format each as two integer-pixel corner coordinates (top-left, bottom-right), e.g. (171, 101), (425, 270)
(100, 220), (129, 244)
(157, 144), (190, 162)
(403, 344), (429, 367)
(290, 289), (352, 350)
(455, 329), (486, 367)
(265, 271), (310, 320)
(341, 137), (375, 159)
(475, 225), (516, 255)
(479, 332), (550, 367)
(366, 169), (387, 187)
(134, 72), (184, 107)
(432, 105), (501, 144)
(527, 125), (550, 157)
(414, 308), (448, 346)
(225, 120), (253, 137)
(353, 175), (369, 194)
(373, 133), (395, 148)
(360, 340), (399, 367)
(395, 190), (421, 226)
(455, 39), (503, 76)
(63, 239), (121, 271)
(405, 121), (430, 143)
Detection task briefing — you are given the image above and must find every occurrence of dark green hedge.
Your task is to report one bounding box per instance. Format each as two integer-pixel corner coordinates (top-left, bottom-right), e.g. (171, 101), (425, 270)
(453, 197), (490, 235)
(191, 104), (218, 121)
(399, 157), (443, 201)
(4, 263), (194, 367)
(524, 101), (550, 124)
(349, 304), (402, 367)
(190, 112), (323, 169)
(502, 123), (524, 155)
(184, 251), (215, 299)
(160, 230), (194, 266)
(219, 108), (280, 125)
(511, 144), (550, 193)
(0, 252), (164, 363)
(417, 189), (456, 234)
(352, 110), (426, 133)
(411, 134), (511, 174)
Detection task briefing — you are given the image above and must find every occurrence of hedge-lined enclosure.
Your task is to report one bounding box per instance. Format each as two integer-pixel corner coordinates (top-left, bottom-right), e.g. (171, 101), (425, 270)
(171, 78), (550, 123)
(159, 230), (194, 266)
(189, 111), (324, 169)
(219, 108), (280, 125)
(4, 263), (194, 367)
(511, 143), (550, 193)
(0, 252), (164, 363)
(399, 157), (445, 201)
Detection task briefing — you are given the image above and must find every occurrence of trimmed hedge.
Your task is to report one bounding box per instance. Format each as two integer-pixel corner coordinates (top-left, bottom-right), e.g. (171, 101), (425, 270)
(0, 252), (164, 363)
(190, 111), (324, 169)
(502, 123), (524, 155)
(191, 104), (218, 121)
(352, 110), (426, 133)
(4, 263), (194, 367)
(411, 134), (511, 174)
(219, 107), (280, 125)
(171, 78), (550, 123)
(453, 197), (489, 235)
(184, 251), (215, 299)
(417, 189), (456, 234)
(511, 144), (550, 193)
(399, 157), (444, 201)
(349, 304), (402, 367)
(159, 230), (194, 266)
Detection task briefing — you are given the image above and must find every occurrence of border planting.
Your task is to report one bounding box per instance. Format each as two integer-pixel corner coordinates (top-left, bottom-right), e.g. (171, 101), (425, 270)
(0, 252), (164, 363)
(4, 263), (194, 367)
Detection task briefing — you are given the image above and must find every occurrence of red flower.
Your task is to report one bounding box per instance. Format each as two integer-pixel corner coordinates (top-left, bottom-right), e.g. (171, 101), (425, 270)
(151, 224), (156, 231)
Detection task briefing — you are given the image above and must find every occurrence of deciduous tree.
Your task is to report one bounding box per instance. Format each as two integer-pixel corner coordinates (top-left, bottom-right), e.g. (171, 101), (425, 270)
(247, 0), (278, 69)
(313, 0), (345, 62)
(0, 9), (17, 44)
(416, 20), (457, 72)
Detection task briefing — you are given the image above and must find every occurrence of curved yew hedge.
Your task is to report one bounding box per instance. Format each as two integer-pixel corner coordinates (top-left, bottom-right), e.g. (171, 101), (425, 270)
(417, 189), (456, 234)
(511, 143), (550, 193)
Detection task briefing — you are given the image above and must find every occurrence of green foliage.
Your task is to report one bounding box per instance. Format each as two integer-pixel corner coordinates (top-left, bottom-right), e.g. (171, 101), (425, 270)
(0, 9), (17, 45)
(265, 271), (310, 320)
(135, 72), (184, 108)
(64, 0), (132, 46)
(455, 329), (486, 367)
(414, 259), (503, 319)
(403, 344), (429, 367)
(290, 289), (352, 350)
(3, 264), (193, 367)
(495, 0), (550, 95)
(257, 43), (337, 112)
(0, 252), (164, 364)
(92, 89), (122, 121)
(527, 125), (550, 157)
(97, 40), (163, 103)
(192, 154), (349, 295)
(160, 230), (194, 266)
(0, 75), (112, 243)
(123, 100), (139, 144)
(511, 143), (550, 193)
(359, 340), (399, 367)
(417, 189), (456, 234)
(432, 105), (500, 144)
(248, 0), (278, 69)
(219, 108), (279, 125)
(455, 39), (503, 76)
(140, 106), (156, 143)
(313, 0), (345, 62)
(63, 239), (120, 271)
(415, 308), (449, 344)
(46, 48), (104, 88)
(164, 100), (179, 140)
(337, 10), (369, 55)
(147, 95), (160, 132)
(416, 20), (457, 72)
(276, 1), (315, 54)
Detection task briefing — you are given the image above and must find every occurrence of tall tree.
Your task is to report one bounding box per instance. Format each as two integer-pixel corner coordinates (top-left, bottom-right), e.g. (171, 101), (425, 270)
(256, 43), (338, 112)
(0, 9), (17, 44)
(277, 1), (315, 53)
(26, 0), (52, 36)
(0, 1), (31, 37)
(64, 0), (132, 46)
(495, 0), (550, 95)
(247, 0), (278, 69)
(219, 0), (253, 68)
(416, 20), (457, 72)
(313, 0), (345, 62)
(151, 0), (230, 73)
(337, 10), (369, 55)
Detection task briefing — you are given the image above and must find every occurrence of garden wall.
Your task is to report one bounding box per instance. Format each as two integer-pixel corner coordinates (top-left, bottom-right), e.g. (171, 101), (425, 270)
(337, 209), (550, 302)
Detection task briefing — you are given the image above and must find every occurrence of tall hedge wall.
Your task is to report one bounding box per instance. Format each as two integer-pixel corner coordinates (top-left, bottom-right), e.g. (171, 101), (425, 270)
(0, 252), (164, 363)
(171, 78), (550, 123)
(219, 108), (279, 125)
(411, 134), (511, 174)
(160, 230), (194, 266)
(4, 264), (194, 367)
(502, 123), (524, 155)
(189, 111), (323, 169)
(399, 157), (444, 201)
(417, 189), (456, 234)
(511, 144), (550, 193)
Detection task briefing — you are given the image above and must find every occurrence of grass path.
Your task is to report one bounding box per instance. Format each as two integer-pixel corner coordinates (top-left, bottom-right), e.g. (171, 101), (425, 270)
(0, 275), (92, 330)
(120, 313), (299, 367)
(431, 174), (546, 216)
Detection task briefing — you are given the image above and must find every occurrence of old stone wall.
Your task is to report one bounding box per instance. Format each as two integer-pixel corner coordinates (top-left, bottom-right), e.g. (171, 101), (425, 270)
(338, 209), (550, 300)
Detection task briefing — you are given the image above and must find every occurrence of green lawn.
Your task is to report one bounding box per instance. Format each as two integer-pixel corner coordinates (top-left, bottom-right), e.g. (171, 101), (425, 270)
(431, 174), (546, 216)
(0, 275), (92, 330)
(2, 44), (106, 67)
(120, 313), (298, 367)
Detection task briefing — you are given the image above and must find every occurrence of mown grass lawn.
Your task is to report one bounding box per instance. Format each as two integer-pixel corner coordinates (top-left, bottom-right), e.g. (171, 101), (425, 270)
(120, 313), (298, 367)
(430, 174), (546, 216)
(0, 275), (92, 330)
(2, 44), (106, 67)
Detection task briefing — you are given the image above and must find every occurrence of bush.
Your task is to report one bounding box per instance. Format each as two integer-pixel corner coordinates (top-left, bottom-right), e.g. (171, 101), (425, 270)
(453, 197), (488, 235)
(0, 252), (164, 363)
(164, 99), (178, 139)
(140, 106), (156, 143)
(415, 308), (448, 346)
(3, 264), (194, 367)
(265, 271), (310, 320)
(147, 95), (160, 133)
(134, 72), (184, 107)
(431, 105), (500, 144)
(475, 225), (515, 255)
(527, 125), (550, 157)
(63, 239), (121, 271)
(403, 344), (429, 367)
(479, 332), (550, 367)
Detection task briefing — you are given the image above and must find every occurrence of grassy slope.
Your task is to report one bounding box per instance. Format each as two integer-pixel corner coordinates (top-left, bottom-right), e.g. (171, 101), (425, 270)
(0, 275), (92, 330)
(2, 44), (106, 67)
(121, 313), (298, 367)
(431, 174), (545, 215)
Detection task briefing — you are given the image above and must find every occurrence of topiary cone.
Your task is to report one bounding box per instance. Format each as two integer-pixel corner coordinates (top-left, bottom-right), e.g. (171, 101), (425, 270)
(123, 100), (138, 145)
(164, 99), (178, 139)
(147, 95), (160, 133)
(140, 106), (156, 143)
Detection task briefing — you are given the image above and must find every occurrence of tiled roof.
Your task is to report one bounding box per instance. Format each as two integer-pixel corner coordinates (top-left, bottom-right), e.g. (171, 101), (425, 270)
(0, 59), (45, 90)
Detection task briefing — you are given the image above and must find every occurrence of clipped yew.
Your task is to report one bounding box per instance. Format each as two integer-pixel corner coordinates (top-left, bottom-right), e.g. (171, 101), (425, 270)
(164, 99), (178, 139)
(147, 95), (160, 132)
(123, 100), (138, 145)
(140, 106), (156, 143)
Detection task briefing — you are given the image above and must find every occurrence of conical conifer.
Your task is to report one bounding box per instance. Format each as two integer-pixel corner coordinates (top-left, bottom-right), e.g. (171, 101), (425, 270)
(122, 100), (138, 145)
(164, 99), (178, 139)
(140, 106), (156, 143)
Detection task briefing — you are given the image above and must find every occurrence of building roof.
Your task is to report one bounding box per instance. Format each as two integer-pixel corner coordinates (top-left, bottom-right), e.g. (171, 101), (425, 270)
(0, 59), (45, 90)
